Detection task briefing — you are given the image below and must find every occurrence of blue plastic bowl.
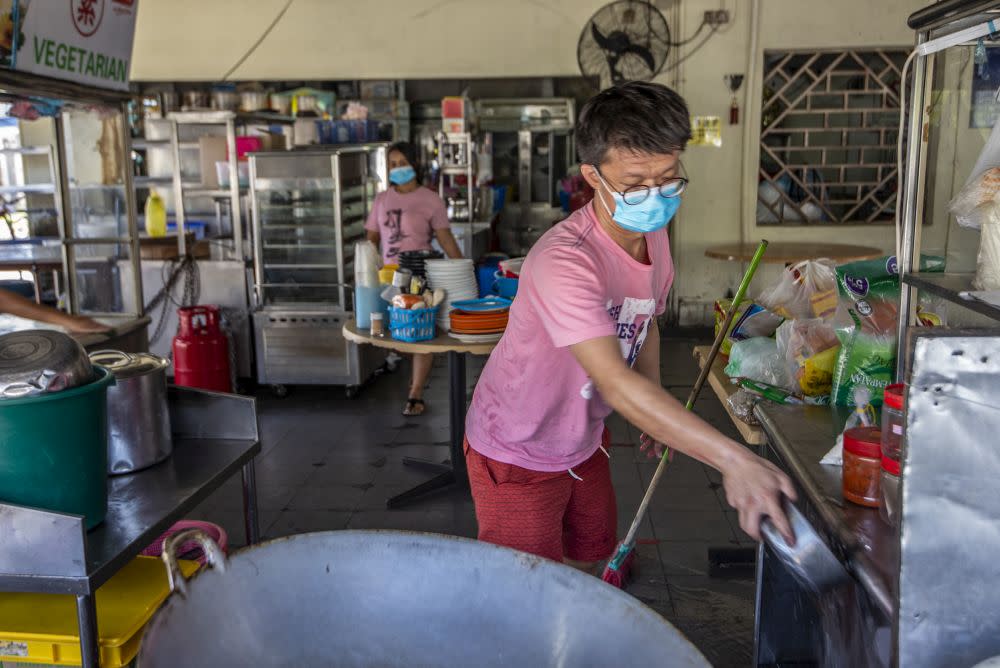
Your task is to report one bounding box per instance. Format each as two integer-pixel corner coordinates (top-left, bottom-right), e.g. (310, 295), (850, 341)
(492, 270), (519, 299)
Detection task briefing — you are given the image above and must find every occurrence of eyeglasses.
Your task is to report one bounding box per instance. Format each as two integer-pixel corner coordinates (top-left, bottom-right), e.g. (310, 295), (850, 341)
(594, 166), (688, 205)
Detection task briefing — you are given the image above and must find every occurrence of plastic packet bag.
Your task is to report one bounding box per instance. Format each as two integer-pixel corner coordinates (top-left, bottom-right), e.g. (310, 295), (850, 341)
(727, 388), (761, 426)
(724, 337), (790, 388)
(714, 299), (784, 356)
(775, 318), (840, 397)
(830, 255), (943, 405)
(758, 259), (838, 321)
(949, 116), (1000, 230)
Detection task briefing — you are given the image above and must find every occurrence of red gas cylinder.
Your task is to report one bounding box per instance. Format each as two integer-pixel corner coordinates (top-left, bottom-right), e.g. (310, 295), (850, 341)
(172, 305), (232, 393)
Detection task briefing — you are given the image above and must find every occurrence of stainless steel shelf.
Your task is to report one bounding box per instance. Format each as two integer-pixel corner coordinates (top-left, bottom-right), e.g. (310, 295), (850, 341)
(902, 272), (1000, 322)
(264, 263), (338, 269)
(132, 139), (198, 150)
(253, 177), (337, 191)
(263, 243), (339, 249)
(0, 146), (51, 156)
(0, 184), (55, 195)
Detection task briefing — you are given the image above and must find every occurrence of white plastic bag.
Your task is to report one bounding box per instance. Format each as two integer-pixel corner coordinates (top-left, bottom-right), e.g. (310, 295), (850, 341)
(758, 259), (838, 321)
(975, 209), (1000, 290)
(724, 337), (790, 388)
(949, 117), (1000, 230)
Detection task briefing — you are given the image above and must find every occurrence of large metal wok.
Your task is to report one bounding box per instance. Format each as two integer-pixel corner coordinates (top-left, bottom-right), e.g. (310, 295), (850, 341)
(140, 530), (709, 667)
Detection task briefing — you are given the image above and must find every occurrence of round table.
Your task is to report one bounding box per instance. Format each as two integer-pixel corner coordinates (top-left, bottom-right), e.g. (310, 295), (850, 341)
(704, 242), (883, 265)
(343, 320), (498, 509)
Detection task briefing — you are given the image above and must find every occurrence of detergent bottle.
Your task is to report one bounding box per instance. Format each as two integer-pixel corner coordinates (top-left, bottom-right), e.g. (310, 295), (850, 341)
(144, 190), (167, 237)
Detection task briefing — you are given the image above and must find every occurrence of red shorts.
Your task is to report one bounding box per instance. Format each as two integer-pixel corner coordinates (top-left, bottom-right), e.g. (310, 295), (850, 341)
(464, 431), (617, 563)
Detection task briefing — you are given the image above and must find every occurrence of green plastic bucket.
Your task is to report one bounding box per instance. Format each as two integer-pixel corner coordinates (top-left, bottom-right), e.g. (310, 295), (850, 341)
(0, 366), (114, 529)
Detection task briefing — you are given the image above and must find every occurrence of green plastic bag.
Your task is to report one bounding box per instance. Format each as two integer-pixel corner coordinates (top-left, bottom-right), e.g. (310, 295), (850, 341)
(830, 255), (944, 406)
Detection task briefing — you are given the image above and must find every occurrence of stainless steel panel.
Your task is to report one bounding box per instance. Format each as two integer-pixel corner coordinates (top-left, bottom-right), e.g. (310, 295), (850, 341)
(898, 330), (1000, 668)
(167, 385), (259, 441)
(0, 504), (87, 579)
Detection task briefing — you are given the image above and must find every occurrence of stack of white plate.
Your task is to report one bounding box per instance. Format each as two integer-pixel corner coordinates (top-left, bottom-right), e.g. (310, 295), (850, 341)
(425, 258), (478, 329)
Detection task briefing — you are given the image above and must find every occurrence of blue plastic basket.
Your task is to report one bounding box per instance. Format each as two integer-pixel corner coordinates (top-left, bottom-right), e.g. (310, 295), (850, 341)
(388, 306), (439, 342)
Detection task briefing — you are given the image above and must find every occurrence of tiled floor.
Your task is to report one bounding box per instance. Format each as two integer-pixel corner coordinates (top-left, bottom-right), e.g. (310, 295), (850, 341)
(192, 333), (757, 667)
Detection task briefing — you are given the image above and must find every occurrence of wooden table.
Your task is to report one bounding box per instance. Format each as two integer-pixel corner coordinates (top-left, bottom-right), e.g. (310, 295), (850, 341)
(343, 320), (498, 508)
(692, 345), (765, 445)
(704, 242), (883, 265)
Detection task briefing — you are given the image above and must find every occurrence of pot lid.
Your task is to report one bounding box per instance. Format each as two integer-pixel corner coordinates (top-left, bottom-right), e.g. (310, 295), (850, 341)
(0, 330), (85, 376)
(0, 330), (93, 398)
(89, 350), (169, 379)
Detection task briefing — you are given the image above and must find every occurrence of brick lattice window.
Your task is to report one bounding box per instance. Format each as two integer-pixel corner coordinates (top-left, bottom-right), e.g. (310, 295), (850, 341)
(758, 49), (908, 225)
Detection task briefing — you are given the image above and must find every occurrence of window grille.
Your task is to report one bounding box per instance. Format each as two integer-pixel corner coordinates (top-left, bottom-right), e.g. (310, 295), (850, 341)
(758, 49), (908, 225)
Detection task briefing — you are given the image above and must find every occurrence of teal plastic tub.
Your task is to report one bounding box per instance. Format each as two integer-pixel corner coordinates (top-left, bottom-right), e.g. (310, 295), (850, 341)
(0, 366), (114, 529)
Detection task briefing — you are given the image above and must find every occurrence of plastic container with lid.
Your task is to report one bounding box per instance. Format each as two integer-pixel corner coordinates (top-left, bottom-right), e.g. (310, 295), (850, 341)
(842, 426), (882, 508)
(881, 383), (905, 462)
(880, 455), (901, 526)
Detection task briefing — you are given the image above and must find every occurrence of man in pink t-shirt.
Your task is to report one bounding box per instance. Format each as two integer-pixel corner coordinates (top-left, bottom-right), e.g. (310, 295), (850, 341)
(464, 82), (795, 577)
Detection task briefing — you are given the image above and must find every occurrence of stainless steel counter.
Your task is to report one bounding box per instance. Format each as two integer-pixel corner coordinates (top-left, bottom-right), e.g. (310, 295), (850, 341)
(754, 403), (896, 616)
(0, 387), (261, 668)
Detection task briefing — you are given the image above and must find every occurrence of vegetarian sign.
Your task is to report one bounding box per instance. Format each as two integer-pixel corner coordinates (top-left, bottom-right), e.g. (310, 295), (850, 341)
(7, 0), (137, 91)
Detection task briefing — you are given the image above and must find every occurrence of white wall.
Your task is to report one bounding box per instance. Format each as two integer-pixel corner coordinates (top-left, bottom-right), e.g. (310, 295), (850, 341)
(654, 0), (926, 323)
(131, 0), (610, 81)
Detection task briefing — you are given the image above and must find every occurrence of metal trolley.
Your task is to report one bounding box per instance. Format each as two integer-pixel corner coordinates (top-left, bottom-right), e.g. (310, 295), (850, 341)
(249, 145), (389, 397)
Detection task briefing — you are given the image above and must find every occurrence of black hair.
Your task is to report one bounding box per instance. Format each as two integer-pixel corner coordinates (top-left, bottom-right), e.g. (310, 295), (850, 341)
(388, 141), (421, 181)
(575, 82), (692, 166)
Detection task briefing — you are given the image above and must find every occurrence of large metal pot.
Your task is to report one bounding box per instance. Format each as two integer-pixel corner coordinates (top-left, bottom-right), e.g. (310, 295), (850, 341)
(89, 350), (172, 475)
(140, 530), (709, 667)
(0, 330), (93, 398)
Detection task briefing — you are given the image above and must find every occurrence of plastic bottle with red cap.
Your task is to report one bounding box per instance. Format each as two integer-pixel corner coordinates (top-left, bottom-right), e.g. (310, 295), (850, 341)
(881, 383), (906, 462)
(880, 454), (901, 526)
(843, 426), (882, 507)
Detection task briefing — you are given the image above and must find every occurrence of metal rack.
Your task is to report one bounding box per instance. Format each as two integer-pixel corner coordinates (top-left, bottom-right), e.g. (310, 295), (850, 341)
(248, 145), (389, 394)
(893, 4), (1000, 666)
(896, 0), (1000, 365)
(0, 78), (144, 322)
(478, 98), (576, 255)
(134, 110), (296, 259)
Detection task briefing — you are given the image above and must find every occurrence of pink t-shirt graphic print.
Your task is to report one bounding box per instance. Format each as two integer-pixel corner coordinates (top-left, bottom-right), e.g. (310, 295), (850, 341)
(466, 202), (674, 472)
(364, 187), (450, 264)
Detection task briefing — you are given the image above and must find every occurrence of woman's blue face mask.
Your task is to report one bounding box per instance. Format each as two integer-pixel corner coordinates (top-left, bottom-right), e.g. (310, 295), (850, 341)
(594, 170), (682, 234)
(389, 165), (416, 186)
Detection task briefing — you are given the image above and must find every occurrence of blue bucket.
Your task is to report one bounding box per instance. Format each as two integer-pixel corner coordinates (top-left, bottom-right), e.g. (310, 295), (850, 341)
(491, 270), (519, 299)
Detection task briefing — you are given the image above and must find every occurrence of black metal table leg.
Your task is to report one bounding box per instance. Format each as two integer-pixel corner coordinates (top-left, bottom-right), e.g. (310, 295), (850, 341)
(76, 594), (99, 668)
(242, 459), (260, 544)
(387, 350), (470, 508)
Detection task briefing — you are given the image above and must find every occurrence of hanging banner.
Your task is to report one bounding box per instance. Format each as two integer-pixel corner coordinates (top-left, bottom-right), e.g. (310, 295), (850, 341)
(2, 0), (138, 91)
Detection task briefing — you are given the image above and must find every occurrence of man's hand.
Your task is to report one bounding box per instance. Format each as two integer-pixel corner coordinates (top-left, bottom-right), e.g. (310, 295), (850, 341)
(60, 315), (111, 334)
(720, 450), (797, 544)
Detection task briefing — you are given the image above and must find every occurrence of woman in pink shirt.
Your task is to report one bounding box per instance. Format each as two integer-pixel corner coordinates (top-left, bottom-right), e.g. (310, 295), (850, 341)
(366, 142), (463, 416)
(464, 82), (795, 580)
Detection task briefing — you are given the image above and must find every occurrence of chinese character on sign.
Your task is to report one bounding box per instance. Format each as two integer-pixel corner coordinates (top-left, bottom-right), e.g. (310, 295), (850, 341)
(71, 0), (105, 37)
(77, 0), (97, 25)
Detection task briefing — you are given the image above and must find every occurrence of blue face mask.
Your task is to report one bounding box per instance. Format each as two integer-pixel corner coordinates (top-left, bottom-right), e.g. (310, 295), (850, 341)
(595, 172), (681, 233)
(389, 166), (416, 186)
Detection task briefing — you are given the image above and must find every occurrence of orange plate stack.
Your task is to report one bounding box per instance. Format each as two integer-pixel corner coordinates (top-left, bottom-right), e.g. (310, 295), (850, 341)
(449, 308), (509, 343)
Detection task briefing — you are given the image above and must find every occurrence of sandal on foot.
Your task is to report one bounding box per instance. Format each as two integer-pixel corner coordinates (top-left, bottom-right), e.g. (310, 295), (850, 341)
(402, 398), (425, 416)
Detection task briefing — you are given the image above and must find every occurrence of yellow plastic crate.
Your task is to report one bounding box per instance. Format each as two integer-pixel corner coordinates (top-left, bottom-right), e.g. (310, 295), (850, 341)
(0, 556), (199, 667)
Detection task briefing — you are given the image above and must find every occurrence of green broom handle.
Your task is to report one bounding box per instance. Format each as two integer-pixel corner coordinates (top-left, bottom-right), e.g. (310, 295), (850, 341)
(685, 240), (769, 410)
